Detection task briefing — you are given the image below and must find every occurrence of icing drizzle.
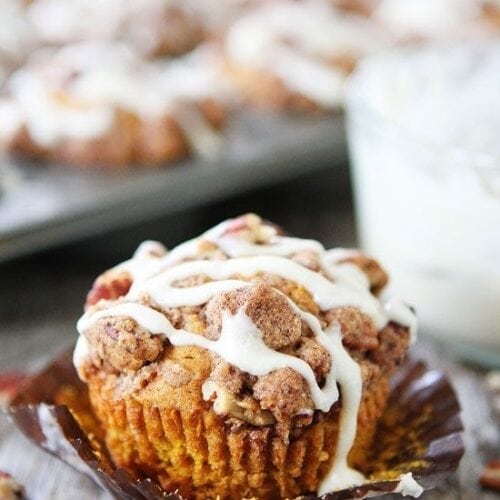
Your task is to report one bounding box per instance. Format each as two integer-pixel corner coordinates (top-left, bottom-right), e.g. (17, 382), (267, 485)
(225, 0), (389, 108)
(75, 214), (417, 494)
(3, 42), (227, 156)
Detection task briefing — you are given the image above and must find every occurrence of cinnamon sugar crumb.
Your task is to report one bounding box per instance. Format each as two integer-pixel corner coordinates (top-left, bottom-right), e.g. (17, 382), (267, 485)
(204, 284), (302, 350)
(340, 254), (388, 295)
(370, 323), (410, 374)
(253, 368), (314, 421)
(85, 270), (132, 309)
(326, 306), (379, 352)
(86, 316), (163, 373)
(291, 250), (321, 271)
(209, 359), (245, 396)
(296, 337), (331, 380)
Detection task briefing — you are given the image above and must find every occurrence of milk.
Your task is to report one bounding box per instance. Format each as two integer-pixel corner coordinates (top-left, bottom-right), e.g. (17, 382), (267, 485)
(346, 43), (500, 352)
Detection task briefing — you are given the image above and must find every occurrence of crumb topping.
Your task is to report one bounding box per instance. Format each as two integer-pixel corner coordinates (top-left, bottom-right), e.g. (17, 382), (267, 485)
(86, 315), (163, 373)
(204, 284), (303, 349)
(78, 214), (413, 426)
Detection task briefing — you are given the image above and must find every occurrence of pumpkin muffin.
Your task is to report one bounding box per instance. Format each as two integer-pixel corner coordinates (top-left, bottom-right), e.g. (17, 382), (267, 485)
(75, 214), (416, 499)
(0, 42), (228, 168)
(27, 0), (205, 58)
(223, 0), (389, 112)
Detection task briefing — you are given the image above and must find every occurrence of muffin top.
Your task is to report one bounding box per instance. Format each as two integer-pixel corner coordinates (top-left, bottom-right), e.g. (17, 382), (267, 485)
(1, 41), (228, 151)
(75, 213), (416, 494)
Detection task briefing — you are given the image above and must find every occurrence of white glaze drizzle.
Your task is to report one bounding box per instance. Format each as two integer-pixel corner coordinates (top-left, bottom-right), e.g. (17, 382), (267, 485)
(99, 215), (416, 344)
(121, 218), (373, 295)
(127, 255), (388, 328)
(75, 214), (416, 494)
(112, 239), (168, 282)
(73, 334), (91, 381)
(79, 303), (343, 412)
(394, 473), (424, 497)
(78, 289), (365, 490)
(384, 298), (418, 344)
(2, 42), (228, 150)
(225, 0), (389, 107)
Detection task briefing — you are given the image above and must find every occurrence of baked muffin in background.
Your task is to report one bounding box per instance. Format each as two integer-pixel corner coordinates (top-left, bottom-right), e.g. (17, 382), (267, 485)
(0, 42), (229, 168)
(75, 214), (417, 499)
(27, 0), (204, 58)
(223, 0), (390, 113)
(0, 0), (35, 87)
(26, 0), (253, 58)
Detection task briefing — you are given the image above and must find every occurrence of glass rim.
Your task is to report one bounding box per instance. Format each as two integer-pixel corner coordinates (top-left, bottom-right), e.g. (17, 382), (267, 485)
(344, 42), (500, 168)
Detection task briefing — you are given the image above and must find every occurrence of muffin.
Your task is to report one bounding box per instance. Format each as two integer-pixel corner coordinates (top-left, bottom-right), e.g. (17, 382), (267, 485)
(26, 0), (205, 58)
(0, 0), (35, 86)
(75, 214), (416, 499)
(0, 42), (228, 168)
(223, 0), (389, 112)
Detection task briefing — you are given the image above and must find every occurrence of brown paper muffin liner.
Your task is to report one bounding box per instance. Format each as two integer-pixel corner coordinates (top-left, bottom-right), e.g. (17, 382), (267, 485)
(83, 369), (389, 499)
(8, 350), (464, 499)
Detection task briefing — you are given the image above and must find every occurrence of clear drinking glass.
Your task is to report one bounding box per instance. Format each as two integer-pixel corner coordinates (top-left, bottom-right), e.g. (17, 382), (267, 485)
(345, 43), (500, 365)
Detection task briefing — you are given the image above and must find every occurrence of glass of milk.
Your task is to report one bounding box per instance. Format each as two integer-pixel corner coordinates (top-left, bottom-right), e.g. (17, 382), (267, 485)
(345, 43), (500, 364)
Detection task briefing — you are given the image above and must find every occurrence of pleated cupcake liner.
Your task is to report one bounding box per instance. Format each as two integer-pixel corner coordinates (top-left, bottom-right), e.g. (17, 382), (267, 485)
(8, 349), (464, 499)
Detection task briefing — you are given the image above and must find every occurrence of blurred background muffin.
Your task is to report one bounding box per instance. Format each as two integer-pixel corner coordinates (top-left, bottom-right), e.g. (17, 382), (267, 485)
(223, 0), (390, 112)
(1, 42), (229, 167)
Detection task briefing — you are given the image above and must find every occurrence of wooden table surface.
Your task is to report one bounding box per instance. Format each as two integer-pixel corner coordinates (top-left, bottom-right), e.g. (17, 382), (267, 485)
(0, 173), (499, 499)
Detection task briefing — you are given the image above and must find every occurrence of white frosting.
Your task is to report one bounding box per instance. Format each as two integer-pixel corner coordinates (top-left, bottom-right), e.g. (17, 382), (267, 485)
(0, 0), (35, 67)
(133, 240), (168, 259)
(75, 215), (416, 494)
(26, 0), (245, 55)
(112, 240), (168, 283)
(79, 303), (347, 412)
(2, 42), (227, 151)
(27, 0), (193, 55)
(128, 255), (388, 327)
(6, 65), (115, 146)
(217, 232), (324, 258)
(394, 473), (424, 497)
(72, 334), (91, 380)
(384, 298), (418, 344)
(27, 0), (125, 45)
(0, 98), (23, 144)
(225, 0), (389, 107)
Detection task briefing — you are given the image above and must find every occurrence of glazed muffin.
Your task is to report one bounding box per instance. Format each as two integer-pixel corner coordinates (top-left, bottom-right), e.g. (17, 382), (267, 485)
(26, 0), (205, 58)
(0, 0), (35, 86)
(330, 0), (378, 17)
(26, 0), (253, 58)
(223, 0), (389, 112)
(0, 42), (228, 168)
(75, 214), (416, 499)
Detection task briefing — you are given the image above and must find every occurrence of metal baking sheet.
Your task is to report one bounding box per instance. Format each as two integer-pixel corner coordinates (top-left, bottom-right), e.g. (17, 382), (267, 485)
(0, 113), (346, 262)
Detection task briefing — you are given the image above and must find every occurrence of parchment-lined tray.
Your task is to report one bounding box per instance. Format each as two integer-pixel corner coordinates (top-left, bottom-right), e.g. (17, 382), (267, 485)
(0, 113), (345, 262)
